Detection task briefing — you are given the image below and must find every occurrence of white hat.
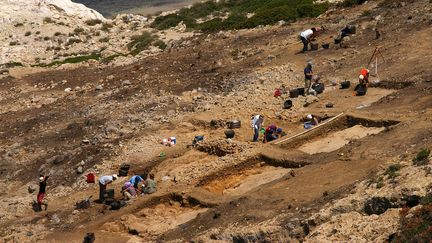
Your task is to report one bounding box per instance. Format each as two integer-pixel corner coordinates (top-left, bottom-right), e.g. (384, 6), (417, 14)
(307, 114), (313, 120)
(359, 74), (364, 80)
(112, 174), (118, 180)
(39, 176), (44, 182)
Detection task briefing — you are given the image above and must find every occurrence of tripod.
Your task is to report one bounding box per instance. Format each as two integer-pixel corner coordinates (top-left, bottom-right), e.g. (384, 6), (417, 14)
(367, 46), (385, 77)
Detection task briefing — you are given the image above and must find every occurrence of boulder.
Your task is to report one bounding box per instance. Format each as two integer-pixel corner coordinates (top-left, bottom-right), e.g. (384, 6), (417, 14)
(364, 197), (393, 215)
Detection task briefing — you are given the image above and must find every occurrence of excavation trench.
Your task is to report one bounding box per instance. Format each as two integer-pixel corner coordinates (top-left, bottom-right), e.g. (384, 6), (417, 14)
(197, 157), (298, 197)
(278, 115), (400, 154)
(99, 193), (208, 238)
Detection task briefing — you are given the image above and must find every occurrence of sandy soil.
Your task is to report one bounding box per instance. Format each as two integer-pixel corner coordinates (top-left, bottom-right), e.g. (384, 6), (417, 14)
(298, 125), (385, 154)
(0, 0), (431, 242)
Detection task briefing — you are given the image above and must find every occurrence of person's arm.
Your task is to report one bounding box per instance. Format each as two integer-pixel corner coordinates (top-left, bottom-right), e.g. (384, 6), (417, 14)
(313, 117), (319, 125)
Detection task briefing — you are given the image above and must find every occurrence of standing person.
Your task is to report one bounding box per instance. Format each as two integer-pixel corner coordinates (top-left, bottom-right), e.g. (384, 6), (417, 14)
(304, 61), (314, 94)
(128, 175), (143, 189)
(251, 115), (264, 142)
(98, 174), (117, 203)
(37, 175), (49, 211)
(142, 174), (157, 195)
(299, 27), (317, 52)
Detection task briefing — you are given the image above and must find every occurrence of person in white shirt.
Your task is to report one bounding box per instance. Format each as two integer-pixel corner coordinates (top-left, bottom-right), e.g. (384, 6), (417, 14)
(300, 28), (317, 52)
(251, 115), (264, 142)
(98, 174), (117, 203)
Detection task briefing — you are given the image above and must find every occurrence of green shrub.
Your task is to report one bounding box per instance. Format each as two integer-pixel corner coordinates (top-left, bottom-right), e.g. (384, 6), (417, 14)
(43, 17), (54, 24)
(34, 53), (102, 67)
(127, 32), (155, 55)
(384, 164), (402, 179)
(101, 23), (113, 32)
(85, 19), (102, 26)
(361, 10), (371, 17)
(413, 148), (431, 166)
(99, 37), (109, 43)
(74, 27), (85, 35)
(153, 40), (167, 50)
(3, 62), (23, 68)
(338, 0), (367, 8)
(152, 0), (329, 32)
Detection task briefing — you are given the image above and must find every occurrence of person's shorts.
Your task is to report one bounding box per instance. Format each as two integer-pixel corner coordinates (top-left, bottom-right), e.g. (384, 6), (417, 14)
(37, 193), (46, 204)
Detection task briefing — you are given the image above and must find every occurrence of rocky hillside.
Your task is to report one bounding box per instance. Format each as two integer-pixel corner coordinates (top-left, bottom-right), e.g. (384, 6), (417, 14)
(0, 0), (431, 242)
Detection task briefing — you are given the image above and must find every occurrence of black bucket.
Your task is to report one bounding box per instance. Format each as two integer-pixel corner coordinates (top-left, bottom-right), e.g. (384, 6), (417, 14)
(283, 100), (293, 109)
(225, 129), (235, 139)
(340, 80), (351, 89)
(322, 43), (330, 49)
(105, 189), (114, 199)
(228, 120), (241, 129)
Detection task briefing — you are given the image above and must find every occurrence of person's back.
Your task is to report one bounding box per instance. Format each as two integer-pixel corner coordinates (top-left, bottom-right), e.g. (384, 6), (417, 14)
(143, 174), (157, 194)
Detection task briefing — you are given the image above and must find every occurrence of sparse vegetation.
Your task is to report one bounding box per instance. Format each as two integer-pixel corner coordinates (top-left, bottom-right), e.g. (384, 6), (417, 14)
(85, 19), (103, 26)
(395, 205), (432, 242)
(9, 41), (19, 46)
(101, 23), (113, 32)
(43, 17), (54, 24)
(24, 31), (32, 36)
(99, 37), (110, 43)
(338, 0), (367, 8)
(361, 10), (371, 17)
(151, 0), (329, 32)
(3, 62), (23, 68)
(34, 53), (102, 67)
(43, 36), (51, 41)
(73, 27), (85, 35)
(54, 32), (63, 36)
(127, 32), (155, 56)
(14, 23), (24, 27)
(153, 40), (167, 50)
(413, 148), (430, 166)
(384, 164), (402, 179)
(66, 38), (82, 46)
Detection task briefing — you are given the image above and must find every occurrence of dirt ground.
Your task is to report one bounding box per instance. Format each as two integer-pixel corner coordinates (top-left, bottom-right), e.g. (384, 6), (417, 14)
(0, 0), (432, 242)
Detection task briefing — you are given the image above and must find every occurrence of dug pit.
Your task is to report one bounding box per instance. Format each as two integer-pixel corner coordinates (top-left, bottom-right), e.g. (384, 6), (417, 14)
(198, 160), (292, 197)
(279, 115), (400, 154)
(298, 125), (385, 154)
(101, 197), (207, 240)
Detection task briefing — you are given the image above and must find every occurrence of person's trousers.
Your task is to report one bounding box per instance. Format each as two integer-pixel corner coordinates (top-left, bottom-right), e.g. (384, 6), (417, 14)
(301, 37), (309, 52)
(305, 79), (312, 94)
(253, 127), (259, 142)
(99, 182), (106, 202)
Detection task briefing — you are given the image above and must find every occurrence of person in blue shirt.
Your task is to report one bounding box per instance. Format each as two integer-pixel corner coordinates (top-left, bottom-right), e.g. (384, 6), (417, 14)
(304, 61), (314, 95)
(129, 175), (144, 189)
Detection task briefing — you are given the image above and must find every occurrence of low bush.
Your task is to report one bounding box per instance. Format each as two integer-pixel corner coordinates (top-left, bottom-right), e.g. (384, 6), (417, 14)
(101, 23), (114, 32)
(153, 40), (167, 50)
(152, 0), (329, 32)
(85, 19), (102, 26)
(384, 164), (401, 179)
(34, 53), (102, 67)
(24, 31), (31, 36)
(413, 148), (430, 166)
(127, 32), (155, 55)
(337, 0), (367, 8)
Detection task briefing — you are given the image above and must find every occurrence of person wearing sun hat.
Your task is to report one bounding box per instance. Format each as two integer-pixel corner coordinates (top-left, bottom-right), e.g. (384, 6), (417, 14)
(98, 174), (117, 203)
(37, 175), (49, 211)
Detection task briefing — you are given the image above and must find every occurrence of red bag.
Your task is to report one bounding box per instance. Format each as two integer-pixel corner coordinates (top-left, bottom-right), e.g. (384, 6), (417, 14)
(274, 88), (282, 97)
(86, 173), (95, 183)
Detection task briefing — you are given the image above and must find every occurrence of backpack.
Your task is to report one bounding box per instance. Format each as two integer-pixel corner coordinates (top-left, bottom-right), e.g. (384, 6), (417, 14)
(312, 83), (325, 94)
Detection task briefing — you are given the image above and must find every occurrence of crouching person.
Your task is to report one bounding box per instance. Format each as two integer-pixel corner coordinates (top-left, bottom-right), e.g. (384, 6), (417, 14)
(141, 174), (157, 195)
(122, 182), (137, 201)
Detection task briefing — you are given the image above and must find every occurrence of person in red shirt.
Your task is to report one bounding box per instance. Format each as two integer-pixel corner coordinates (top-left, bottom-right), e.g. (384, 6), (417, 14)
(359, 68), (370, 87)
(37, 175), (49, 211)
